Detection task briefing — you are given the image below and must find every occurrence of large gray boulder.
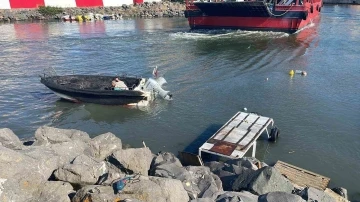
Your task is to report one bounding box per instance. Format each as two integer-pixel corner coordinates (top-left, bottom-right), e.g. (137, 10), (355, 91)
(19, 140), (89, 180)
(259, 192), (305, 202)
(0, 145), (37, 178)
(205, 161), (237, 191)
(120, 176), (189, 202)
(33, 126), (90, 146)
(55, 154), (107, 186)
(0, 170), (45, 202)
(299, 187), (336, 202)
(72, 185), (121, 202)
(0, 128), (23, 150)
(184, 166), (223, 200)
(225, 157), (260, 171)
(216, 191), (258, 202)
(205, 158), (267, 192)
(108, 147), (153, 176)
(150, 151), (185, 178)
(30, 181), (74, 202)
(152, 151), (183, 168)
(96, 162), (126, 186)
(232, 166), (294, 195)
(150, 153), (223, 200)
(205, 161), (226, 173)
(0, 146), (46, 201)
(86, 132), (122, 160)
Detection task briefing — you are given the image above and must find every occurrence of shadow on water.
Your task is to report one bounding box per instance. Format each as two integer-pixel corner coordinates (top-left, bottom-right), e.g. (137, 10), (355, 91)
(51, 100), (147, 124)
(182, 124), (222, 154)
(29, 91), (57, 101)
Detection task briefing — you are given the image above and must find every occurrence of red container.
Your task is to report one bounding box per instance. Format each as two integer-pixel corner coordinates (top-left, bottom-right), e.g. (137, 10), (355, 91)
(9, 0), (45, 8)
(75, 0), (103, 7)
(133, 0), (144, 4)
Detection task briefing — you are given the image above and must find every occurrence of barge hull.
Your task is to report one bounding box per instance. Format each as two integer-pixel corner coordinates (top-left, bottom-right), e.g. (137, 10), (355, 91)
(185, 1), (322, 33)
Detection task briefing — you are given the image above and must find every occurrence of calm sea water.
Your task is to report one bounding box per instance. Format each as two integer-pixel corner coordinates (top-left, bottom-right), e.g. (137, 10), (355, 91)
(0, 5), (359, 199)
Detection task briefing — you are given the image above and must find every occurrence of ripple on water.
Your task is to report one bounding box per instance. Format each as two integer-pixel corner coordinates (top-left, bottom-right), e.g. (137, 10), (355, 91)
(170, 29), (289, 40)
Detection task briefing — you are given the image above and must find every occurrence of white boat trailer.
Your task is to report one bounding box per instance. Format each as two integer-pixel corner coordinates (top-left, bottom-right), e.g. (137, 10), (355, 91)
(199, 112), (274, 160)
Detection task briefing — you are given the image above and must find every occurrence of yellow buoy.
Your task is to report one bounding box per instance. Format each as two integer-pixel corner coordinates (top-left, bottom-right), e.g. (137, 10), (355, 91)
(289, 70), (294, 76)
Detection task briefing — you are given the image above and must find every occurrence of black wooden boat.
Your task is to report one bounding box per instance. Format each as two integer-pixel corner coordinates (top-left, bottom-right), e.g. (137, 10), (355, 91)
(40, 74), (172, 106)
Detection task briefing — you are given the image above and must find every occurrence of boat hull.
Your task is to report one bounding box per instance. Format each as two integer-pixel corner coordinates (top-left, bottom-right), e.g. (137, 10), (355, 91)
(41, 75), (150, 105)
(46, 85), (149, 105)
(187, 16), (309, 33)
(185, 1), (322, 33)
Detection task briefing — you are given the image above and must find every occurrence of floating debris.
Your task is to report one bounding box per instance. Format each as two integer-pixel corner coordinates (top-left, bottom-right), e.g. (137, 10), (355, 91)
(289, 70), (307, 76)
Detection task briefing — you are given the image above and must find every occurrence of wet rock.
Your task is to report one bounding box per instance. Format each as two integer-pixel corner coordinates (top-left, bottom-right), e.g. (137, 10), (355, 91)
(155, 11), (163, 17)
(232, 166), (294, 195)
(86, 132), (122, 160)
(33, 126), (90, 146)
(30, 181), (74, 202)
(120, 176), (189, 202)
(54, 154), (107, 186)
(72, 185), (121, 202)
(216, 191), (258, 202)
(259, 191), (305, 202)
(299, 187), (336, 202)
(108, 147), (153, 176)
(0, 128), (23, 150)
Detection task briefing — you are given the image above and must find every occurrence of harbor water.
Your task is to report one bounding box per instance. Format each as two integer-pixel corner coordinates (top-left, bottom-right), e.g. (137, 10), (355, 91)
(0, 5), (359, 200)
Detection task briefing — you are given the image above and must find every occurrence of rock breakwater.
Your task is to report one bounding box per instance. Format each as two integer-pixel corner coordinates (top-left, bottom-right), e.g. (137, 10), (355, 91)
(0, 126), (350, 202)
(0, 1), (185, 22)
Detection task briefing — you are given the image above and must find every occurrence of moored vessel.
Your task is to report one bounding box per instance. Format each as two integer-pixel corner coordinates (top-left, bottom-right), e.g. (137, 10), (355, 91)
(40, 69), (172, 107)
(185, 0), (323, 33)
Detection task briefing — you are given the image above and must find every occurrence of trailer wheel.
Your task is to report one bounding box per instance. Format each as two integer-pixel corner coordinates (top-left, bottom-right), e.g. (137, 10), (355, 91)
(269, 127), (280, 142)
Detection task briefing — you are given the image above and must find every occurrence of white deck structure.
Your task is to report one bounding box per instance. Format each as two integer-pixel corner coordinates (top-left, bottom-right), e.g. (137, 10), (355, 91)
(199, 112), (274, 159)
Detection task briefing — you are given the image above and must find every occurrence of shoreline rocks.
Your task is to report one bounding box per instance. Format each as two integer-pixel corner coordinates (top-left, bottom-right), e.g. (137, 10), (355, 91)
(0, 2), (185, 22)
(0, 126), (351, 202)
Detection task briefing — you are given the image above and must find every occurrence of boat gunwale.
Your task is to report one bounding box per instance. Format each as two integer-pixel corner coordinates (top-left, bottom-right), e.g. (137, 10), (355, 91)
(41, 75), (147, 97)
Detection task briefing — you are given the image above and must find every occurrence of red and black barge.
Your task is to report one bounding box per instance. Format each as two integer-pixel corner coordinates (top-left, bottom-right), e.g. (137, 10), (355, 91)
(184, 0), (323, 33)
